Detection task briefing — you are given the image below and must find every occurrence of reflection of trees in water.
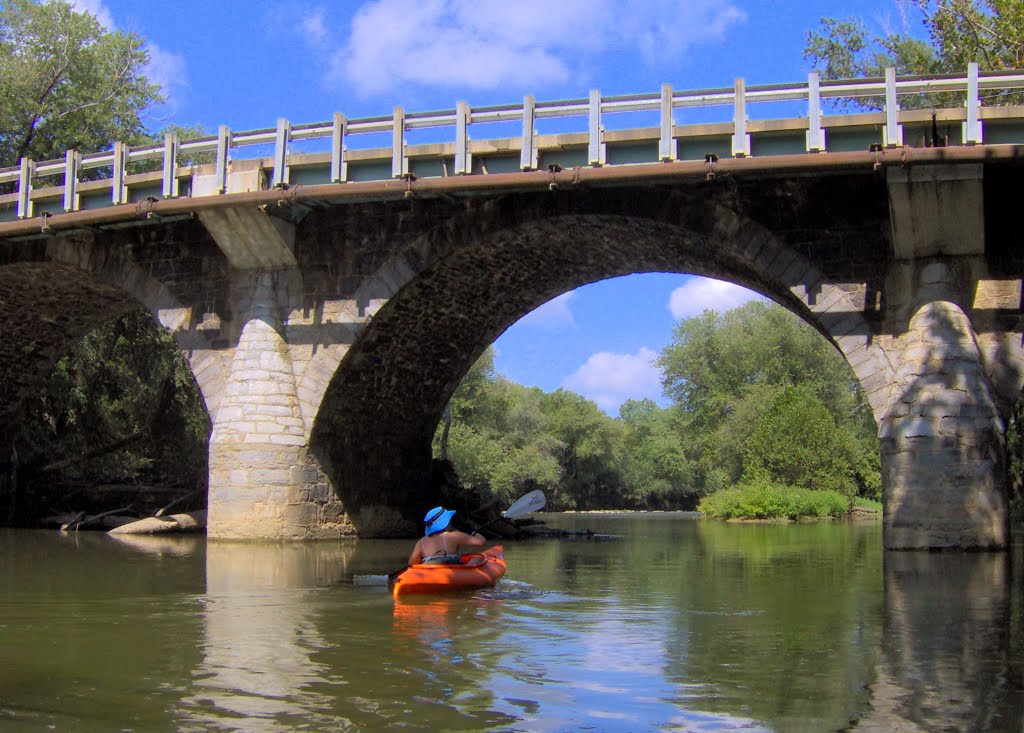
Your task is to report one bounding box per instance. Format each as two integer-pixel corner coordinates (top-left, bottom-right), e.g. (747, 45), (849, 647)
(657, 521), (884, 730)
(9, 519), (1020, 730)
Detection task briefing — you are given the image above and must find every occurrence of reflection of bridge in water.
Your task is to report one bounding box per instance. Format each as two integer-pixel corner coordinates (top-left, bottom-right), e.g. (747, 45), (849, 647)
(851, 551), (1022, 731)
(3, 66), (1024, 548)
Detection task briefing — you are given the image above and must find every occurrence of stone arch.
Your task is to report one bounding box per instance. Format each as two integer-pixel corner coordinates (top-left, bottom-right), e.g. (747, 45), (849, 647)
(43, 234), (219, 415)
(310, 195), (884, 519)
(0, 253), (212, 525)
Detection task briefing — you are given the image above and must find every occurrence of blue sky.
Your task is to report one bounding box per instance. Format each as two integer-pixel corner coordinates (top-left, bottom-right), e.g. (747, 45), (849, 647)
(74, 0), (906, 414)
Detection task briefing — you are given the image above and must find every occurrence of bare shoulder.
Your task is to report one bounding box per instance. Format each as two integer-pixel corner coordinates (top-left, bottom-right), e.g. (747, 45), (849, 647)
(455, 530), (485, 545)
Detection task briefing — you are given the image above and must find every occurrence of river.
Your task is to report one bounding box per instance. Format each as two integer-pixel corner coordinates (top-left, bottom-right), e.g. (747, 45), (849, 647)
(1, 513), (1021, 732)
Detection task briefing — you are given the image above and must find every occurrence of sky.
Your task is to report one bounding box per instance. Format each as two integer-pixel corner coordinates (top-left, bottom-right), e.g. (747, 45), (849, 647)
(72, 0), (910, 415)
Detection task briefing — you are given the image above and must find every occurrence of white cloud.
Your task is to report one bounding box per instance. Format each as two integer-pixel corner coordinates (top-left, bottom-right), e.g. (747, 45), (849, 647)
(301, 7), (330, 46)
(145, 45), (189, 115)
(562, 347), (661, 414)
(515, 292), (576, 331)
(668, 277), (766, 320)
(70, 0), (188, 115)
(313, 0), (746, 96)
(71, 0), (114, 30)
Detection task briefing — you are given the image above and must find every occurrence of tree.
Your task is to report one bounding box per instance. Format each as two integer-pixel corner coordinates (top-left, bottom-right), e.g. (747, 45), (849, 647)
(657, 301), (879, 498)
(657, 302), (865, 428)
(742, 386), (858, 497)
(434, 352), (637, 510)
(619, 399), (696, 508)
(922, 0), (1023, 71)
(15, 310), (210, 521)
(804, 1), (1024, 109)
(0, 0), (162, 168)
(539, 389), (624, 509)
(433, 351), (563, 506)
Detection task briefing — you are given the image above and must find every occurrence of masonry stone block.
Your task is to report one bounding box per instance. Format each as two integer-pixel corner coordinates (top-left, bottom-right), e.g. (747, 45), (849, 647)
(858, 370), (892, 397)
(283, 502), (318, 527)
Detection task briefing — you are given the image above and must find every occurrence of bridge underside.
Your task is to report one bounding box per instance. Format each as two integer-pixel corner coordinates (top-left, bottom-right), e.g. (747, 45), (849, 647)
(1, 160), (1022, 547)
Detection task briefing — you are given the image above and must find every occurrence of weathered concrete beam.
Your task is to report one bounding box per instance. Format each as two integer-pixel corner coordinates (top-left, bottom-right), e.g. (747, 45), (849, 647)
(887, 163), (984, 259)
(198, 206), (297, 270)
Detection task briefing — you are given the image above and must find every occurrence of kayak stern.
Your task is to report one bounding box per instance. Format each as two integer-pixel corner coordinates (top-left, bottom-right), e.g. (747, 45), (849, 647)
(391, 545), (506, 598)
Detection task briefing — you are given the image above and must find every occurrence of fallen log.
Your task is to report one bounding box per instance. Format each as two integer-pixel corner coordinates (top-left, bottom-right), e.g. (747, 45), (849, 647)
(154, 488), (203, 517)
(107, 510), (206, 535)
(61, 506), (134, 531)
(59, 511), (86, 532)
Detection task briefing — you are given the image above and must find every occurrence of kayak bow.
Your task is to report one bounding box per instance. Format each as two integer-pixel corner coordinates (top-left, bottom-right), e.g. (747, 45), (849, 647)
(390, 545), (506, 598)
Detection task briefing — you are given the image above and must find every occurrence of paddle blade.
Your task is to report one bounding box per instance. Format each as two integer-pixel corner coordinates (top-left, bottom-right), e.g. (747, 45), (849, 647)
(502, 489), (546, 519)
(352, 574), (390, 586)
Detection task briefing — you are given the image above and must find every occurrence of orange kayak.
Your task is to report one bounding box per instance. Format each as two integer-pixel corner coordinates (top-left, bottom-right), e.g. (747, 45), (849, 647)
(391, 545), (506, 598)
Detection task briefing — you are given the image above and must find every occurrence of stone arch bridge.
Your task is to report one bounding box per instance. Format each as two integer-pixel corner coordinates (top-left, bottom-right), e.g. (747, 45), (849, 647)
(2, 71), (1024, 549)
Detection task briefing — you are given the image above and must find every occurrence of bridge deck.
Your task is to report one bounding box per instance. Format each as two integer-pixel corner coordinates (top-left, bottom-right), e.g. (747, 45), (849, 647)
(2, 65), (1024, 226)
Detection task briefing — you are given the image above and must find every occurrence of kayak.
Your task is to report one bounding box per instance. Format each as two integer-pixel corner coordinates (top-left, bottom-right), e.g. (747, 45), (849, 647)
(391, 545), (506, 598)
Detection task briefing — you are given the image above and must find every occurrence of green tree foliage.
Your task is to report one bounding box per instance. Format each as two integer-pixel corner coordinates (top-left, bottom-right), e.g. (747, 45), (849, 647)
(658, 302), (862, 426)
(618, 399), (696, 508)
(439, 299), (881, 515)
(539, 389), (624, 509)
(438, 356), (709, 511)
(0, 0), (162, 167)
(16, 310), (209, 516)
(657, 301), (879, 499)
(435, 349), (563, 507)
(923, 0), (1023, 71)
(742, 386), (858, 497)
(804, 1), (1024, 109)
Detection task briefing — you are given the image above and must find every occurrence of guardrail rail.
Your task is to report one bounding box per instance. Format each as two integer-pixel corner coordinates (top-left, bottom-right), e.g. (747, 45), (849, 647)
(2, 63), (1023, 223)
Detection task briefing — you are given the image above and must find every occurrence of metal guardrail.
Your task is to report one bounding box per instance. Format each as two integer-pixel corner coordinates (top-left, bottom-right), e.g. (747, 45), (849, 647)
(2, 63), (1024, 221)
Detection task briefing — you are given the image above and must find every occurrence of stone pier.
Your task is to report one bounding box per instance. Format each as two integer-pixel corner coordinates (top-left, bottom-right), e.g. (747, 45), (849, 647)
(872, 164), (1012, 549)
(206, 272), (324, 539)
(879, 297), (1008, 549)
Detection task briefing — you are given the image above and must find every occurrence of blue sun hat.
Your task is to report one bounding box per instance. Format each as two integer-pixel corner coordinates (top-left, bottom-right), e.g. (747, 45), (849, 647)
(424, 506), (455, 536)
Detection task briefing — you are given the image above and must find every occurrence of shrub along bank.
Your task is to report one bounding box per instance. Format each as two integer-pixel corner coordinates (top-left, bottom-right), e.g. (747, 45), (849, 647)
(697, 480), (851, 521)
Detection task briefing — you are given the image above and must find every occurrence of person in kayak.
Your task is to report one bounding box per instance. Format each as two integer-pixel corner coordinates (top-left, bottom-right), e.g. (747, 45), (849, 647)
(408, 506), (485, 565)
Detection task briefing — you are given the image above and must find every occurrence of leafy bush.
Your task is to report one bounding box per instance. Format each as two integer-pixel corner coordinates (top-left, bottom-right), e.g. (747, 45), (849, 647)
(698, 479), (850, 520)
(853, 497), (882, 512)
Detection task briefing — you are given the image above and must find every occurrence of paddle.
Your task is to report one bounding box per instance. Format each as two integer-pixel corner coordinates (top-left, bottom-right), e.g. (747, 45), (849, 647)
(351, 489), (547, 587)
(471, 488), (546, 534)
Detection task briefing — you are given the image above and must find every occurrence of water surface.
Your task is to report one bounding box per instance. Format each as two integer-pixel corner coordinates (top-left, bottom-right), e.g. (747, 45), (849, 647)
(1, 514), (1021, 732)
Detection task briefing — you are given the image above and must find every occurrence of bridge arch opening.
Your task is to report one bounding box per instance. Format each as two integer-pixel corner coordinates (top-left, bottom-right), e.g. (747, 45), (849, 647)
(0, 261), (210, 527)
(309, 198), (880, 533)
(433, 269), (882, 515)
